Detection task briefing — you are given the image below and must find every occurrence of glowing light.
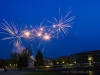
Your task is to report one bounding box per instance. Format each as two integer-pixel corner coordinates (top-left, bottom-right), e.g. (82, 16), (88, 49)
(51, 63), (53, 65)
(0, 8), (75, 53)
(62, 61), (64, 63)
(39, 28), (43, 31)
(43, 34), (50, 40)
(45, 66), (50, 68)
(48, 8), (75, 37)
(88, 56), (92, 61)
(53, 25), (56, 28)
(9, 64), (11, 66)
(21, 30), (30, 38)
(25, 31), (30, 37)
(37, 32), (42, 37)
(0, 20), (22, 44)
(56, 62), (59, 64)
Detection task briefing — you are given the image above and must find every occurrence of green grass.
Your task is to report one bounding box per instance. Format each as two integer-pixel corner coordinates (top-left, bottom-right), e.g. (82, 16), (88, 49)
(23, 72), (62, 75)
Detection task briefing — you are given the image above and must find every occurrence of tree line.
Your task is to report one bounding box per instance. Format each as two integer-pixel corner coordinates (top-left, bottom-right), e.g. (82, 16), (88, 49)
(0, 47), (74, 69)
(0, 47), (44, 70)
(0, 59), (11, 68)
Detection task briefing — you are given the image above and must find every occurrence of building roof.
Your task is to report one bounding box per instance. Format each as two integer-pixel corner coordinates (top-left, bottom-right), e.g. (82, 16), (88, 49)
(60, 56), (70, 58)
(71, 50), (100, 57)
(44, 57), (53, 60)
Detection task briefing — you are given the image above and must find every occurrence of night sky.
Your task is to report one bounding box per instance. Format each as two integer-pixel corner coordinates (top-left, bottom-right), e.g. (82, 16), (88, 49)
(0, 0), (100, 58)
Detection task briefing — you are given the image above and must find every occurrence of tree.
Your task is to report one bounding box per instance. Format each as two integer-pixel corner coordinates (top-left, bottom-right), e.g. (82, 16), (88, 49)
(17, 47), (32, 69)
(10, 47), (32, 70)
(0, 58), (11, 68)
(10, 52), (19, 65)
(34, 50), (44, 66)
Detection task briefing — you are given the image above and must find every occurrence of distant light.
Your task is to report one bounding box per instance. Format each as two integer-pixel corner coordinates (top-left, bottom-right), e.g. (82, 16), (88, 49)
(56, 62), (59, 64)
(89, 71), (92, 74)
(62, 61), (64, 63)
(9, 64), (11, 66)
(88, 56), (92, 61)
(45, 66), (50, 68)
(51, 63), (53, 65)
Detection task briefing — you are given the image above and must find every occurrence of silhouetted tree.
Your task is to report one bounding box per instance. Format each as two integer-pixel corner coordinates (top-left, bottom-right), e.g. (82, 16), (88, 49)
(34, 50), (44, 66)
(10, 52), (19, 65)
(10, 47), (32, 70)
(17, 47), (32, 69)
(0, 59), (11, 68)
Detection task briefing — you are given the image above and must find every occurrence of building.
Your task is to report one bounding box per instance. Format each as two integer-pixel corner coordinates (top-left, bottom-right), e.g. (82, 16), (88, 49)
(44, 57), (53, 65)
(71, 50), (100, 70)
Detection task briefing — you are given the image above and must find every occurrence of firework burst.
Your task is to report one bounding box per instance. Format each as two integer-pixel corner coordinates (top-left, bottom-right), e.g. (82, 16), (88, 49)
(0, 8), (75, 53)
(21, 30), (31, 38)
(0, 20), (22, 44)
(0, 9), (75, 43)
(48, 8), (75, 38)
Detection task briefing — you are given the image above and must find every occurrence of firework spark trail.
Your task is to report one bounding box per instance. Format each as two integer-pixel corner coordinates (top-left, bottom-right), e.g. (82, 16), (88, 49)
(0, 8), (75, 44)
(0, 8), (75, 53)
(20, 30), (31, 39)
(31, 23), (51, 49)
(48, 9), (75, 38)
(0, 20), (22, 45)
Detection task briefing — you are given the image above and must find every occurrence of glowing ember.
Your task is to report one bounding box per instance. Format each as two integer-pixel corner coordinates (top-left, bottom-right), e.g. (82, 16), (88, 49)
(25, 31), (30, 37)
(37, 32), (42, 37)
(21, 30), (31, 38)
(43, 35), (50, 40)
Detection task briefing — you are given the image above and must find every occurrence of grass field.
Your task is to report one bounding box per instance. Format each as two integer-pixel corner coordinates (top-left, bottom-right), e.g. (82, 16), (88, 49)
(23, 72), (62, 75)
(22, 72), (90, 75)
(0, 72), (90, 75)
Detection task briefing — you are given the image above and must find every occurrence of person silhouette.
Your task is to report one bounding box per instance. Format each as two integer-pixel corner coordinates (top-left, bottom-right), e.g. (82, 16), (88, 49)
(4, 66), (7, 72)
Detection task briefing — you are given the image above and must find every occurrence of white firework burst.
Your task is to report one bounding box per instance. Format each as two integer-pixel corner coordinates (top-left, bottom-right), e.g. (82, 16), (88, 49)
(48, 8), (75, 38)
(0, 20), (22, 44)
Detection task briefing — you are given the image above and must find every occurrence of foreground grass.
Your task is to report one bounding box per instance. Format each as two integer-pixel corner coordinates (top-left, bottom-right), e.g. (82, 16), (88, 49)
(23, 72), (62, 75)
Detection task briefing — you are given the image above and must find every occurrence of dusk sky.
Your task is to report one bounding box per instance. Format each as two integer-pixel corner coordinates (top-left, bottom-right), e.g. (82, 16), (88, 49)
(0, 0), (100, 58)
